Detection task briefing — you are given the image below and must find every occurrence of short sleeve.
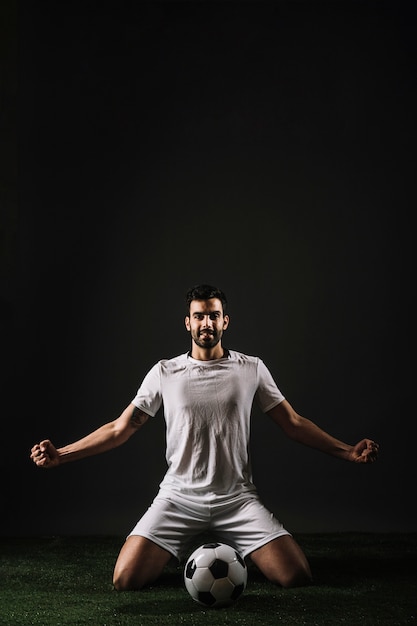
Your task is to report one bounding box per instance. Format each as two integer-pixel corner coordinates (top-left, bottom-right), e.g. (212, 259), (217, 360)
(255, 359), (285, 413)
(131, 363), (163, 417)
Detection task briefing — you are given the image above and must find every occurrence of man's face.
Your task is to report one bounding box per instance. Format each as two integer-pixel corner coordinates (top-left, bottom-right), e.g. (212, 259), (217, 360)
(185, 298), (229, 349)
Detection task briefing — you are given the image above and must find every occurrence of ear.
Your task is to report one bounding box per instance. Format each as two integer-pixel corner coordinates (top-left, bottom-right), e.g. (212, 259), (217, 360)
(223, 314), (230, 330)
(185, 316), (191, 331)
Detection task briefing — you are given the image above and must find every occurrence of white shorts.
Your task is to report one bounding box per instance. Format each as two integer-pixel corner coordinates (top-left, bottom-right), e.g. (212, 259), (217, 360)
(128, 489), (290, 561)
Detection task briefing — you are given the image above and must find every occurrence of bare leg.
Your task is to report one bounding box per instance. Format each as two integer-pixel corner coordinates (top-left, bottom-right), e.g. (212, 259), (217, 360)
(249, 535), (313, 588)
(113, 535), (173, 591)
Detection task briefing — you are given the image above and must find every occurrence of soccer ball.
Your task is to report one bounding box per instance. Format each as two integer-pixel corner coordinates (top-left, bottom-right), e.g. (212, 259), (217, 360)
(184, 542), (247, 608)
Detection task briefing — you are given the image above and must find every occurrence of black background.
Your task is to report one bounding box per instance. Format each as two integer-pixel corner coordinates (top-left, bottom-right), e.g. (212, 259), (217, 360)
(2, 1), (415, 536)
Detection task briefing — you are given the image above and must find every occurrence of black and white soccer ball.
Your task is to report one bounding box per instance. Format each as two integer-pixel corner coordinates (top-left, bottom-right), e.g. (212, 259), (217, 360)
(184, 542), (248, 608)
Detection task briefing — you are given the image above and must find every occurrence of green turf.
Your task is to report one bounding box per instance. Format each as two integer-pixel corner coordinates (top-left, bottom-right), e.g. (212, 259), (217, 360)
(0, 533), (416, 625)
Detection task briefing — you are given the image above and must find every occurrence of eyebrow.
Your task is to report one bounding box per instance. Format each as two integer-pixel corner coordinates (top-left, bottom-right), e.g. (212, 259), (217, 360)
(192, 310), (222, 316)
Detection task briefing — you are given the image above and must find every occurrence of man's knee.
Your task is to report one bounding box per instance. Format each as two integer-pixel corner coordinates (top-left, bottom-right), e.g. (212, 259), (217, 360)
(113, 559), (165, 591)
(112, 535), (172, 591)
(113, 568), (148, 592)
(276, 566), (313, 589)
(250, 535), (313, 589)
(257, 561), (313, 589)
(113, 570), (140, 592)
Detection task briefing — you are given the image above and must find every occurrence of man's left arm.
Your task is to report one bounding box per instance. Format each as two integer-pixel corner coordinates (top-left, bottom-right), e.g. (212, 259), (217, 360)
(267, 399), (379, 464)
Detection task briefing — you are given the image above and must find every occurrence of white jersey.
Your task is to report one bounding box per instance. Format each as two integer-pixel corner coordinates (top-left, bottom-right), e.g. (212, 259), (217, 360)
(131, 350), (285, 502)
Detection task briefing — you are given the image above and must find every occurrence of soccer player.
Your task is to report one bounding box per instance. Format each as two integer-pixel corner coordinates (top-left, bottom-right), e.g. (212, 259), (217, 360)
(30, 284), (379, 591)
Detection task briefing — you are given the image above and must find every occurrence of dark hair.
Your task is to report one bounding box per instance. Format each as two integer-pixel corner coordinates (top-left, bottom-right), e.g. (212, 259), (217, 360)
(186, 284), (228, 314)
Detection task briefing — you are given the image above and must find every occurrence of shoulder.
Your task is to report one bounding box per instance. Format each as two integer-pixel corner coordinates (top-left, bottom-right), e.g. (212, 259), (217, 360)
(157, 352), (189, 373)
(227, 349), (261, 366)
(141, 353), (188, 385)
(228, 350), (275, 377)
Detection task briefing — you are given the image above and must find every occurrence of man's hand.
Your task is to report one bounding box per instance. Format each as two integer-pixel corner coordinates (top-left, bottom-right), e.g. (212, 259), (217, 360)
(349, 438), (379, 463)
(30, 439), (60, 468)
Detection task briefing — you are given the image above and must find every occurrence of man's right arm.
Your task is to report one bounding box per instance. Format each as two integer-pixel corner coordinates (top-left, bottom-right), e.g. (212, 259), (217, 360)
(30, 404), (150, 468)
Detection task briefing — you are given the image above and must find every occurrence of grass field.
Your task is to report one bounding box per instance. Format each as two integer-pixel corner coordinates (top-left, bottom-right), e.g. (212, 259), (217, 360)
(1, 533), (416, 625)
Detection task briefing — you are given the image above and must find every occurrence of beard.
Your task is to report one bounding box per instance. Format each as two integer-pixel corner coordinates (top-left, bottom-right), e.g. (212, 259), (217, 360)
(191, 328), (222, 349)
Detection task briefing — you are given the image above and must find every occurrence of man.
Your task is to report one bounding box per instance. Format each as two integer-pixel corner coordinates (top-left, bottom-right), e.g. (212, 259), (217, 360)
(30, 284), (379, 591)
